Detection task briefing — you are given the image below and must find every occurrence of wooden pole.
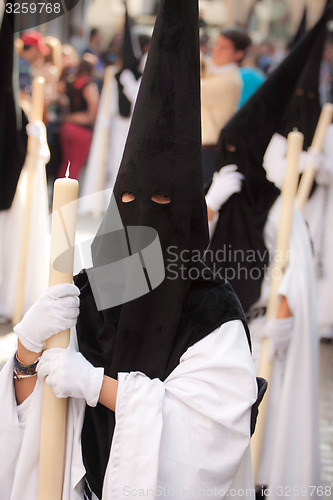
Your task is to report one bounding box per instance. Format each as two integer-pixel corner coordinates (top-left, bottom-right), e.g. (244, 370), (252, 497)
(37, 166), (79, 500)
(251, 130), (304, 481)
(12, 76), (45, 325)
(93, 66), (115, 219)
(296, 103), (333, 212)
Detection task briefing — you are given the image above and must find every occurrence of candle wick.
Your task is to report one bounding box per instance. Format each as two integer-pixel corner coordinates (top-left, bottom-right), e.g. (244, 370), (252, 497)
(65, 161), (70, 179)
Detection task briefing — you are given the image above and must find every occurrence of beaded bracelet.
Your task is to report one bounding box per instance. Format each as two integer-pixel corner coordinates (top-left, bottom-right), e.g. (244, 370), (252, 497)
(13, 351), (41, 381)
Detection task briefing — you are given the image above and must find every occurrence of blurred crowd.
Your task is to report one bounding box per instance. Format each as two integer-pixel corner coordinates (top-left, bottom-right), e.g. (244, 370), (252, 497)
(16, 27), (150, 187)
(16, 19), (333, 189)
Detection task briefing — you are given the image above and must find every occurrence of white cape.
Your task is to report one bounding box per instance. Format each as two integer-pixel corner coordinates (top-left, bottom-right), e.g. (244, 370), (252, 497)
(264, 130), (333, 336)
(249, 199), (320, 495)
(0, 321), (257, 499)
(304, 125), (333, 335)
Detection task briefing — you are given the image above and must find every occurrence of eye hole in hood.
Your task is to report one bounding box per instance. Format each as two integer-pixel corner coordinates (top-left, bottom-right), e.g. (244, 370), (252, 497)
(151, 194), (172, 204)
(122, 192), (136, 203)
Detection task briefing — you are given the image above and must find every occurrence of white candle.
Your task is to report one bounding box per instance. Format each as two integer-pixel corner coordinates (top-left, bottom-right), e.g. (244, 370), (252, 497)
(30, 76), (45, 122)
(38, 164), (78, 500)
(49, 162), (79, 289)
(297, 103), (333, 211)
(311, 103), (333, 152)
(13, 76), (46, 325)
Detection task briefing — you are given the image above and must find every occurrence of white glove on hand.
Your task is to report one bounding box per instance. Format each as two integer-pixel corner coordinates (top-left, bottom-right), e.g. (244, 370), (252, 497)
(264, 317), (294, 362)
(14, 284), (80, 353)
(307, 147), (324, 172)
(37, 348), (104, 407)
(26, 121), (51, 165)
(315, 156), (333, 186)
(205, 165), (244, 212)
(119, 69), (141, 104)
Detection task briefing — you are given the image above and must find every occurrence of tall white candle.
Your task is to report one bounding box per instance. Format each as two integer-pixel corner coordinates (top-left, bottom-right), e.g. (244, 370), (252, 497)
(38, 164), (79, 500)
(297, 103), (333, 211)
(13, 76), (46, 325)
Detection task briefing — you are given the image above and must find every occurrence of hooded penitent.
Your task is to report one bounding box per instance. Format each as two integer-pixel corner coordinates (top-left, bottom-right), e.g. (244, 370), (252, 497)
(115, 3), (142, 117)
(278, 1), (329, 149)
(206, 5), (330, 313)
(75, 1), (250, 497)
(0, 7), (27, 210)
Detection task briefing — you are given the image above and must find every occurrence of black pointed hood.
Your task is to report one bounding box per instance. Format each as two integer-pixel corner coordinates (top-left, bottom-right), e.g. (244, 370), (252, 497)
(113, 0), (209, 256)
(115, 3), (142, 117)
(287, 7), (307, 50)
(75, 2), (245, 497)
(0, 7), (27, 210)
(206, 7), (330, 313)
(121, 3), (141, 77)
(278, 3), (330, 148)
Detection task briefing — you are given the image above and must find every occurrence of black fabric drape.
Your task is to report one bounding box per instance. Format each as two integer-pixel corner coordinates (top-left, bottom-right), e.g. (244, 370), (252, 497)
(0, 9), (27, 211)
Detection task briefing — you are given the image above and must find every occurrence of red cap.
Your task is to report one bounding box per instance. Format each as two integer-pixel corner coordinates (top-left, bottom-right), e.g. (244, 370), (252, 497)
(20, 31), (50, 56)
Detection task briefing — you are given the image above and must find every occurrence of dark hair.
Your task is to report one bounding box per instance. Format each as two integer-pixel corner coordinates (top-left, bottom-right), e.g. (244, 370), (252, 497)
(220, 27), (252, 52)
(77, 53), (97, 76)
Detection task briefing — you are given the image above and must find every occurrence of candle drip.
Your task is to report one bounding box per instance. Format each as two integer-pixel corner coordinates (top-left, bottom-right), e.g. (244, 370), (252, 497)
(65, 161), (71, 179)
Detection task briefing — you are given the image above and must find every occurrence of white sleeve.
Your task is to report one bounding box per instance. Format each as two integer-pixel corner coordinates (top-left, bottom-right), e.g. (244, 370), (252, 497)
(0, 329), (86, 500)
(102, 320), (257, 499)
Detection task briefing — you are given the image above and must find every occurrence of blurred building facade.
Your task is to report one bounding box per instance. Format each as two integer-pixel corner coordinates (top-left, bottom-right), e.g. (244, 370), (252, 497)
(16, 0), (330, 53)
(85, 0), (329, 46)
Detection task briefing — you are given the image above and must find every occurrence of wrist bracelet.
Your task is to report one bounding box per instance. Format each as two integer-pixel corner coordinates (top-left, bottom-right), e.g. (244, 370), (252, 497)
(13, 351), (41, 381)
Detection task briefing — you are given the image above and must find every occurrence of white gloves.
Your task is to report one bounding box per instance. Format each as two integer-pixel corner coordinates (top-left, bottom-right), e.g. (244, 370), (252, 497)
(303, 147), (324, 172)
(205, 165), (244, 213)
(119, 69), (141, 104)
(300, 148), (333, 186)
(26, 121), (51, 165)
(14, 284), (80, 353)
(37, 348), (104, 407)
(264, 317), (294, 362)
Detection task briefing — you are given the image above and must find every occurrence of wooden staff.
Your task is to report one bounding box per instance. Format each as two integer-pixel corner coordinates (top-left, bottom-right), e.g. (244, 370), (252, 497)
(93, 65), (115, 219)
(13, 76), (45, 325)
(38, 164), (79, 500)
(296, 103), (333, 211)
(251, 130), (304, 481)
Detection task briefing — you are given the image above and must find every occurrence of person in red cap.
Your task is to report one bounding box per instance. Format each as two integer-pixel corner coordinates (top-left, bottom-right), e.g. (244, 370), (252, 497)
(19, 30), (49, 99)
